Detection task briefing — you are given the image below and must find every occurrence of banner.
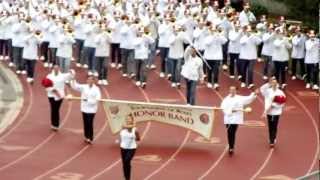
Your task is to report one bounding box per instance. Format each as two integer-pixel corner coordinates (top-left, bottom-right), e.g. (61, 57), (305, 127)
(103, 99), (215, 139)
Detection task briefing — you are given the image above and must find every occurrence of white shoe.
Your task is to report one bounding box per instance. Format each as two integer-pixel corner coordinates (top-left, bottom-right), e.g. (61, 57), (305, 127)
(141, 82), (146, 88)
(111, 63), (116, 68)
(291, 76), (297, 80)
(98, 80), (102, 85)
(21, 70), (27, 75)
(213, 83), (219, 89)
(102, 80), (108, 85)
(150, 64), (156, 69)
(16, 70), (21, 74)
(241, 82), (246, 88)
(160, 72), (165, 78)
(312, 85), (319, 90)
(83, 64), (88, 69)
(171, 83), (177, 88)
(176, 83), (181, 89)
(136, 81), (141, 86)
(207, 83), (213, 88)
(40, 56), (45, 61)
(230, 75), (235, 79)
(122, 73), (128, 77)
(167, 74), (172, 79)
(222, 64), (228, 71)
(88, 71), (93, 76)
(257, 58), (263, 62)
(248, 84), (255, 89)
(0, 56), (3, 60)
(76, 63), (81, 67)
(306, 83), (311, 89)
(237, 75), (242, 80)
(44, 62), (49, 67)
(263, 76), (268, 80)
(281, 84), (287, 89)
(130, 73), (136, 79)
(9, 62), (14, 67)
(71, 57), (75, 61)
(117, 64), (122, 69)
(27, 78), (34, 83)
(5, 56), (9, 60)
(48, 63), (53, 68)
(93, 72), (99, 77)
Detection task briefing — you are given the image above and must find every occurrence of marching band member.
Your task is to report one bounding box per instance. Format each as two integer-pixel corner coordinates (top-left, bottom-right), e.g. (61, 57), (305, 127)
(56, 26), (76, 73)
(22, 29), (42, 83)
(40, 13), (51, 67)
(304, 30), (319, 90)
(291, 26), (306, 80)
(109, 11), (122, 69)
(74, 11), (87, 67)
(238, 3), (256, 27)
(260, 78), (286, 148)
(94, 24), (112, 86)
(221, 86), (258, 155)
(272, 29), (292, 89)
(133, 27), (155, 88)
(261, 23), (275, 80)
(228, 20), (242, 79)
(48, 16), (62, 66)
(44, 65), (74, 131)
(146, 12), (159, 70)
(181, 45), (204, 105)
(238, 25), (262, 88)
(71, 76), (102, 144)
(256, 15), (267, 62)
(204, 24), (228, 89)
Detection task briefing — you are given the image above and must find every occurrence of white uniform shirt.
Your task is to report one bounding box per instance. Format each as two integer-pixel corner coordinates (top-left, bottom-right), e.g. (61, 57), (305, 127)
(260, 83), (285, 115)
(74, 17), (86, 40)
(261, 32), (275, 56)
(56, 34), (75, 59)
(239, 34), (262, 60)
(133, 35), (155, 60)
(158, 22), (172, 48)
(168, 32), (187, 59)
(193, 27), (208, 51)
(119, 23), (136, 49)
(228, 30), (242, 54)
(181, 46), (204, 81)
(305, 38), (320, 64)
(110, 19), (122, 44)
(291, 34), (306, 59)
(71, 82), (101, 114)
(22, 34), (41, 60)
(94, 32), (111, 57)
(120, 128), (137, 149)
(204, 33), (227, 60)
(46, 72), (73, 100)
(84, 23), (98, 48)
(221, 93), (257, 124)
(272, 38), (291, 62)
(239, 10), (256, 27)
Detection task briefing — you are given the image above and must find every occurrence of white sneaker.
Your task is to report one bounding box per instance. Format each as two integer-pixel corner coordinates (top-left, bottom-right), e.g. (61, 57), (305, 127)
(71, 57), (75, 61)
(136, 81), (141, 86)
(102, 80), (108, 85)
(111, 63), (116, 68)
(167, 74), (172, 79)
(122, 73), (128, 77)
(88, 71), (93, 76)
(117, 64), (122, 69)
(0, 56), (3, 60)
(241, 82), (246, 88)
(93, 72), (99, 77)
(40, 56), (45, 61)
(291, 76), (297, 80)
(171, 83), (177, 88)
(176, 83), (181, 89)
(257, 58), (263, 62)
(27, 78), (34, 83)
(44, 62), (49, 67)
(16, 70), (21, 74)
(222, 64), (228, 71)
(150, 64), (156, 69)
(237, 75), (242, 80)
(21, 70), (27, 75)
(248, 84), (255, 89)
(312, 85), (319, 90)
(130, 73), (136, 79)
(160, 72), (165, 78)
(83, 64), (88, 69)
(9, 62), (14, 67)
(207, 83), (213, 88)
(263, 76), (268, 80)
(98, 80), (102, 85)
(76, 63), (81, 67)
(48, 63), (53, 68)
(141, 82), (146, 88)
(230, 75), (235, 79)
(213, 83), (219, 89)
(281, 84), (287, 89)
(5, 56), (9, 60)
(306, 83), (311, 89)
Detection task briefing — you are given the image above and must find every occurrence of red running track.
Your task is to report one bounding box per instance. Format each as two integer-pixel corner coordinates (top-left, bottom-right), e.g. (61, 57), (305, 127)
(0, 59), (318, 180)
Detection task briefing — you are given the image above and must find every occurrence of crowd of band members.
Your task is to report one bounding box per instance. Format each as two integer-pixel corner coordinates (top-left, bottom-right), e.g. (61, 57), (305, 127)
(0, 0), (319, 90)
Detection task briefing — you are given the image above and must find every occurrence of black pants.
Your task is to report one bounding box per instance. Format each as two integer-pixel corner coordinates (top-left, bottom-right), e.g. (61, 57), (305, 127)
(274, 61), (287, 85)
(222, 41), (229, 65)
(262, 55), (273, 77)
(306, 63), (319, 85)
(75, 39), (84, 62)
(13, 47), (24, 70)
(41, 41), (50, 62)
(49, 48), (57, 65)
(82, 112), (95, 141)
(291, 58), (305, 77)
(111, 43), (121, 63)
(159, 47), (169, 73)
(238, 59), (255, 84)
(207, 60), (221, 84)
(95, 56), (108, 80)
(0, 39), (8, 56)
(121, 148), (136, 180)
(186, 79), (197, 105)
(267, 115), (280, 144)
(229, 53), (239, 76)
(48, 98), (63, 128)
(226, 124), (238, 149)
(25, 59), (36, 78)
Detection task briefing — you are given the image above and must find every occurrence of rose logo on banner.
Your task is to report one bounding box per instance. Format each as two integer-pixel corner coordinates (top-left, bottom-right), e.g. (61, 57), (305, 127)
(199, 113), (209, 125)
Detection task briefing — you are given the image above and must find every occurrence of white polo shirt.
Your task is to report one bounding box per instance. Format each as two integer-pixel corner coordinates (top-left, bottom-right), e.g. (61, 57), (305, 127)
(120, 128), (137, 149)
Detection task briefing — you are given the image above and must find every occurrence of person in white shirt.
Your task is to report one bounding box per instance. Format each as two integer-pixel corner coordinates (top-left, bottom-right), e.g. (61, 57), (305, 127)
(133, 28), (155, 88)
(71, 76), (102, 144)
(12, 16), (28, 74)
(94, 25), (112, 86)
(204, 25), (228, 89)
(290, 26), (306, 80)
(260, 78), (286, 148)
(181, 45), (204, 105)
(73, 12), (86, 67)
(119, 114), (140, 180)
(238, 4), (256, 27)
(238, 25), (262, 88)
(228, 20), (242, 79)
(40, 13), (51, 67)
(261, 24), (275, 80)
(48, 16), (62, 67)
(272, 29), (292, 89)
(304, 30), (319, 90)
(158, 15), (172, 78)
(22, 29), (42, 83)
(56, 26), (75, 73)
(221, 86), (258, 155)
(45, 65), (74, 131)
(109, 12), (122, 68)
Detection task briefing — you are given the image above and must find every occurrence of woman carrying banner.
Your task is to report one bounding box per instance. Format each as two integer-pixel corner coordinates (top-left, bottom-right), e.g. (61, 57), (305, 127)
(260, 78), (286, 148)
(221, 86), (258, 155)
(181, 45), (204, 105)
(119, 114), (140, 180)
